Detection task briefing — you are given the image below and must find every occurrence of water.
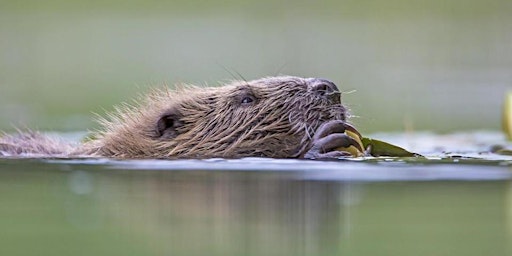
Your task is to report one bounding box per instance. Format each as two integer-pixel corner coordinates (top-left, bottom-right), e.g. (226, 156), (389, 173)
(1, 131), (511, 256)
(0, 160), (511, 256)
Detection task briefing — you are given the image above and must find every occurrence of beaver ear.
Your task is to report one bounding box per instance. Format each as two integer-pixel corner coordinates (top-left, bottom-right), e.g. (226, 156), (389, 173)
(156, 113), (183, 139)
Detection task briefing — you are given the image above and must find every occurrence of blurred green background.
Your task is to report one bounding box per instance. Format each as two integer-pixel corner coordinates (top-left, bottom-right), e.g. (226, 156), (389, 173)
(1, 0), (510, 133)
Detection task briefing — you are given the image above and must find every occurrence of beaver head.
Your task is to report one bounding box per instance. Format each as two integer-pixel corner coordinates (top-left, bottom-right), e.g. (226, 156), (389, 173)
(82, 76), (347, 158)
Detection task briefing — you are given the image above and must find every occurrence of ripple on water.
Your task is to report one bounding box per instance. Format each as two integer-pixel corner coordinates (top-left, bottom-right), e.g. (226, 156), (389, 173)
(3, 130), (511, 182)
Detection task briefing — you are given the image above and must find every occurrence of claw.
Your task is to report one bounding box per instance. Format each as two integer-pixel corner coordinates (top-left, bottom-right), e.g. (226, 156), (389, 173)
(345, 135), (364, 153)
(320, 134), (360, 153)
(343, 123), (362, 140)
(303, 120), (365, 159)
(314, 120), (362, 140)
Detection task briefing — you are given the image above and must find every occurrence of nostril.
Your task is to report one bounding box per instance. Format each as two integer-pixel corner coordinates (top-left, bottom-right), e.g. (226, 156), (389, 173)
(313, 83), (328, 95)
(310, 78), (339, 95)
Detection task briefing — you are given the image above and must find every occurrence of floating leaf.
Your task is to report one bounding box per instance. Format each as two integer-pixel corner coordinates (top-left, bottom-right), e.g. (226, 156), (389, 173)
(361, 137), (419, 157)
(335, 129), (365, 157)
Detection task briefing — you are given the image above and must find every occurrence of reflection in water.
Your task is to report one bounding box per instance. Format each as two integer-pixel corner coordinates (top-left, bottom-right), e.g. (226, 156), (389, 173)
(65, 170), (102, 231)
(95, 168), (509, 256)
(0, 159), (510, 256)
(100, 171), (357, 256)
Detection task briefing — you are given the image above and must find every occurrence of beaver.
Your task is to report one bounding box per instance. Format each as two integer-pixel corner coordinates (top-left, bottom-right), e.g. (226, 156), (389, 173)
(0, 76), (363, 159)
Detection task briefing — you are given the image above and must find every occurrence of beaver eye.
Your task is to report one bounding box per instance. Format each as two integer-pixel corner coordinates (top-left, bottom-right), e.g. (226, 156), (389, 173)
(241, 96), (255, 104)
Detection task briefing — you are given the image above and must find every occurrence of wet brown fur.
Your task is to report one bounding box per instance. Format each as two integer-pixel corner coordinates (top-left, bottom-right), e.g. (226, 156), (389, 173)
(0, 130), (76, 157)
(0, 76), (346, 159)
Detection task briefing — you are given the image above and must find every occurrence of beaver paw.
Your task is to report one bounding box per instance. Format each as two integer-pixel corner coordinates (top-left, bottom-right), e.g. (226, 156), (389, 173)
(303, 120), (365, 160)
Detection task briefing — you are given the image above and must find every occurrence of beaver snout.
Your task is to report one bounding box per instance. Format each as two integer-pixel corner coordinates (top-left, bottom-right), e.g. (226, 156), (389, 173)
(309, 78), (339, 94)
(308, 78), (341, 104)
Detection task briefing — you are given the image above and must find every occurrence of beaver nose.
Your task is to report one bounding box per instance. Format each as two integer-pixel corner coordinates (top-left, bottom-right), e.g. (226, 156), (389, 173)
(309, 78), (339, 96)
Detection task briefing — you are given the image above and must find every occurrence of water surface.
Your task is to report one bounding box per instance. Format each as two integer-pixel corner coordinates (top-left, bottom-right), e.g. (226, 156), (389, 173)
(1, 131), (511, 256)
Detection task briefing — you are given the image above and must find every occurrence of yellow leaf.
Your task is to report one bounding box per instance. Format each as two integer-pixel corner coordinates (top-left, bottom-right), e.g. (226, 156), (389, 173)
(504, 92), (512, 140)
(335, 129), (364, 157)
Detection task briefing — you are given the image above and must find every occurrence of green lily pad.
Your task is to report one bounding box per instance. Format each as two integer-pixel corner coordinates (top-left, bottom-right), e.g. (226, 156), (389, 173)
(361, 137), (419, 157)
